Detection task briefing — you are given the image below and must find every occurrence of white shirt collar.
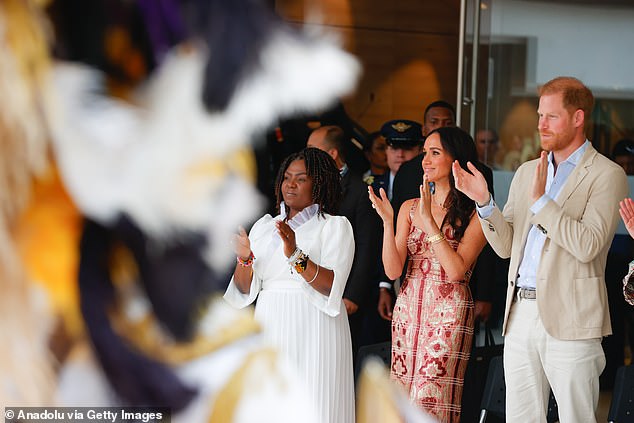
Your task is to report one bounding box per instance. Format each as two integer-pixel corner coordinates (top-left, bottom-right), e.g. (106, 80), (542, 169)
(269, 202), (320, 252)
(548, 140), (589, 168)
(279, 202), (320, 231)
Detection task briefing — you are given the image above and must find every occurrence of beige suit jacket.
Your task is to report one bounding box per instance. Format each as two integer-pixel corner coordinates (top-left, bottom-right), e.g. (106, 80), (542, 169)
(480, 144), (628, 340)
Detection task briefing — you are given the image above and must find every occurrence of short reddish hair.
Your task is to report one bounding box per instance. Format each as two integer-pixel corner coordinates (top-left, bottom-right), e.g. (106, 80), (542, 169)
(539, 76), (594, 122)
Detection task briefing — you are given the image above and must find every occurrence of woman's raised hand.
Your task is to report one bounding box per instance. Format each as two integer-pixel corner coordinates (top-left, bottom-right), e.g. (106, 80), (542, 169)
(276, 220), (297, 257)
(368, 186), (394, 224)
(620, 198), (634, 240)
(452, 160), (489, 205)
(233, 226), (251, 259)
(417, 176), (434, 226)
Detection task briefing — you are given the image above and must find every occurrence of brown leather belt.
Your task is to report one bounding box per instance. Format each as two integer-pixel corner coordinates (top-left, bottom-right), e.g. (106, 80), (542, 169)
(515, 287), (536, 300)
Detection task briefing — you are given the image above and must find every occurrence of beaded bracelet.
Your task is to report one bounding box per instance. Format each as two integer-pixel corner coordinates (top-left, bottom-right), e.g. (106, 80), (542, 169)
(292, 251), (309, 274)
(287, 247), (301, 264)
(236, 252), (255, 267)
(426, 232), (445, 244)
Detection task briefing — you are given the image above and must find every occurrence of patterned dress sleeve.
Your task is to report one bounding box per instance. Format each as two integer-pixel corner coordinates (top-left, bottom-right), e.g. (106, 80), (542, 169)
(623, 259), (634, 306)
(298, 215), (355, 316)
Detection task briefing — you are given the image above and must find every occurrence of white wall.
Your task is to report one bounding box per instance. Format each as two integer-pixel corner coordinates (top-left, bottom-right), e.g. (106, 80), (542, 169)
(491, 0), (634, 99)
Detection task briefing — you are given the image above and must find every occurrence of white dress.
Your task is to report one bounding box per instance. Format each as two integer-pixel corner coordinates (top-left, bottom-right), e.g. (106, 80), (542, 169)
(56, 299), (320, 423)
(224, 207), (355, 423)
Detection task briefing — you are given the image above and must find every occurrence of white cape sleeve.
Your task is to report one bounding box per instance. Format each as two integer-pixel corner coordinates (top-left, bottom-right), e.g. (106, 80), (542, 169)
(298, 215), (355, 316)
(223, 272), (263, 309)
(223, 216), (270, 308)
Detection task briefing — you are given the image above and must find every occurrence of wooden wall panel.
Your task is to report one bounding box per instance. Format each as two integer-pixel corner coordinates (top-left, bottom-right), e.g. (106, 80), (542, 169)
(344, 29), (458, 131)
(276, 0), (459, 35)
(276, 0), (460, 133)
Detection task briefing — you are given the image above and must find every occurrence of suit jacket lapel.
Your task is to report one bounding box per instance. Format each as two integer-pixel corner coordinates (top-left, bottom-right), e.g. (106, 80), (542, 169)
(553, 145), (595, 207)
(341, 170), (351, 196)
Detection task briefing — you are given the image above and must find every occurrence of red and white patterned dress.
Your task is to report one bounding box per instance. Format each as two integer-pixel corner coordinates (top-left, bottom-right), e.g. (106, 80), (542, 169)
(391, 200), (474, 422)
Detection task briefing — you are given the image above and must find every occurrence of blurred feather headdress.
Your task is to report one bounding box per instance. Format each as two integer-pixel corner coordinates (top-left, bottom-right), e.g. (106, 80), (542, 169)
(0, 0), (56, 406)
(48, 0), (360, 268)
(44, 0), (361, 411)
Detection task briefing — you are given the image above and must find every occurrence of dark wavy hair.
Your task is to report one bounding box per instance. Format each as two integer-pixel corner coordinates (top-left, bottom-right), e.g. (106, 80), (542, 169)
(274, 147), (342, 217)
(427, 126), (479, 242)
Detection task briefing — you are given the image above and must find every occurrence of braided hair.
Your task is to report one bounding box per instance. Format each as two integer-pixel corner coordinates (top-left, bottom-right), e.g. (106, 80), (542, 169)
(428, 126), (479, 242)
(274, 147), (342, 217)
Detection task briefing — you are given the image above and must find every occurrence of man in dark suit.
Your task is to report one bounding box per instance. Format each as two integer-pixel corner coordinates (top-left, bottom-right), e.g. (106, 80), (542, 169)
(387, 100), (496, 324)
(307, 125), (382, 358)
(372, 119), (424, 322)
(360, 120), (425, 345)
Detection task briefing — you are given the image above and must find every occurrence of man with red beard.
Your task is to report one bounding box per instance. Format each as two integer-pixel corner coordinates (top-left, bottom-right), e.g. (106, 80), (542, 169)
(453, 76), (628, 422)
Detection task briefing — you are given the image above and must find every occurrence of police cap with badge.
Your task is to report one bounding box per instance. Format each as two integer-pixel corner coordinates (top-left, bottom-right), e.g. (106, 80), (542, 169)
(380, 119), (423, 148)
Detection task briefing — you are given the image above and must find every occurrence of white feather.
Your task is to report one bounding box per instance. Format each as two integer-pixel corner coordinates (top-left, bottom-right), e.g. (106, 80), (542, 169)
(47, 31), (360, 269)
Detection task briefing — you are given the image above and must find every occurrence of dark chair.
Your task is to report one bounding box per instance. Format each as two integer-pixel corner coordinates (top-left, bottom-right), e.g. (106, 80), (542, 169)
(479, 355), (559, 423)
(479, 356), (505, 423)
(608, 365), (634, 423)
(355, 341), (391, 382)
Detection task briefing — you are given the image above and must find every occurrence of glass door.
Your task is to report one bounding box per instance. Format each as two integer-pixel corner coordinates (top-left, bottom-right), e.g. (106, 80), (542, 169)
(457, 0), (493, 139)
(479, 0), (634, 171)
(459, 0), (634, 201)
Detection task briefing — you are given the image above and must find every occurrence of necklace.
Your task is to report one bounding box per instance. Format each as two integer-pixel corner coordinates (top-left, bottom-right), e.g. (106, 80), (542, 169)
(433, 195), (448, 211)
(435, 202), (448, 211)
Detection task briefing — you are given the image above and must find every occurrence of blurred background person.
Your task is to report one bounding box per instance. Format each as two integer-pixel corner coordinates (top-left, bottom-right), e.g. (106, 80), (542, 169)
(362, 131), (389, 184)
(612, 138), (634, 176)
(475, 128), (502, 170)
(501, 135), (524, 171)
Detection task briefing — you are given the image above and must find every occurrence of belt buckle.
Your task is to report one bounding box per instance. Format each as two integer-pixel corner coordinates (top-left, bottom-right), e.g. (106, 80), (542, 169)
(515, 287), (536, 300)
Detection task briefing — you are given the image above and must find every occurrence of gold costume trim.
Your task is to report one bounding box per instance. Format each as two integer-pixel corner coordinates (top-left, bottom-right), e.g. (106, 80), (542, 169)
(108, 244), (260, 365)
(208, 348), (279, 423)
(357, 359), (403, 423)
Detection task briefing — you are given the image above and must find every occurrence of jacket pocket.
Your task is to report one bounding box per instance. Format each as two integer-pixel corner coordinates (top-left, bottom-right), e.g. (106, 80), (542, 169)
(572, 277), (605, 329)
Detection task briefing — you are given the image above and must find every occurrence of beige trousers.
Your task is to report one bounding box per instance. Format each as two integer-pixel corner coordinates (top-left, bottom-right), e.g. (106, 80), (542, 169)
(503, 297), (605, 423)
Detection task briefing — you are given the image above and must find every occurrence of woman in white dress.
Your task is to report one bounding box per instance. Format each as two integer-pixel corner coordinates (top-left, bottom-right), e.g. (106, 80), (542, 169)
(224, 148), (356, 423)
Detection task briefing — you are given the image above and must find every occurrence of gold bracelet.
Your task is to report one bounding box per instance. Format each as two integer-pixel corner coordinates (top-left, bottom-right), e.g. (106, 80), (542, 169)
(306, 265), (320, 284)
(426, 232), (445, 244)
(431, 234), (445, 244)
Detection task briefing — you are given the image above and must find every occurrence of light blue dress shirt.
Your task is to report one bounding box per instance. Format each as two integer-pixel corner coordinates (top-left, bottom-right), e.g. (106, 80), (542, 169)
(388, 171), (395, 201)
(477, 141), (590, 289)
